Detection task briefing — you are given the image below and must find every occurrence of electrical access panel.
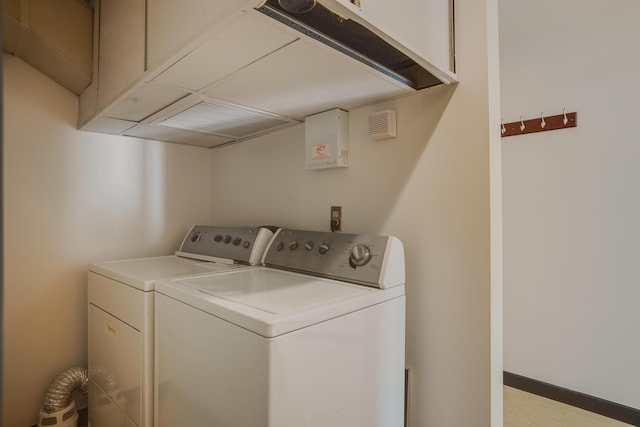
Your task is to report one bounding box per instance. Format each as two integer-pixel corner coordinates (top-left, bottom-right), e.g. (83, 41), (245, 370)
(305, 109), (349, 170)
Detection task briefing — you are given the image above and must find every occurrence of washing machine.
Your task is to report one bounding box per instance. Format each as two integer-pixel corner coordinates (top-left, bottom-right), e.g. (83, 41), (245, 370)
(87, 225), (274, 427)
(154, 228), (406, 427)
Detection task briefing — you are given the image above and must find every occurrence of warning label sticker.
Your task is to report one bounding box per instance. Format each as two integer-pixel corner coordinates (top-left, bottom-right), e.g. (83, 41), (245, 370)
(311, 143), (331, 160)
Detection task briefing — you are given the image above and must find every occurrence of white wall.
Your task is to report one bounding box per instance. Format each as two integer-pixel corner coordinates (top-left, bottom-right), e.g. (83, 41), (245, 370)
(500, 0), (640, 409)
(2, 54), (214, 427)
(208, 0), (502, 424)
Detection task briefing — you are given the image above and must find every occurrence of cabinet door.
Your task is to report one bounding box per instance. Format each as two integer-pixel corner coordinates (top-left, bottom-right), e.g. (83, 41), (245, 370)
(361, 0), (453, 74)
(98, 0), (145, 109)
(327, 0), (454, 77)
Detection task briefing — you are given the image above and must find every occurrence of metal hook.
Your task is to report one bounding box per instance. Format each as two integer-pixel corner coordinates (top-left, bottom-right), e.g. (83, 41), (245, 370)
(540, 112), (546, 129)
(563, 108), (568, 125)
(501, 119), (506, 135)
(520, 116), (525, 132)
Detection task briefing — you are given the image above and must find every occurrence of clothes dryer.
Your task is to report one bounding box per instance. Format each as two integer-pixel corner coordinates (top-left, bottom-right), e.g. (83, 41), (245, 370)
(155, 228), (405, 427)
(87, 225), (274, 427)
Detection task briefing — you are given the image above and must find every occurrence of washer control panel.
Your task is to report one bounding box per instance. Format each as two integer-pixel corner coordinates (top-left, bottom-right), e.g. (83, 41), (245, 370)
(264, 229), (404, 288)
(177, 226), (274, 265)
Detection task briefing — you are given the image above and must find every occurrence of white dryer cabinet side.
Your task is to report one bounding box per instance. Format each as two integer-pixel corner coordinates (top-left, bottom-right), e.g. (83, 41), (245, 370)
(88, 272), (153, 427)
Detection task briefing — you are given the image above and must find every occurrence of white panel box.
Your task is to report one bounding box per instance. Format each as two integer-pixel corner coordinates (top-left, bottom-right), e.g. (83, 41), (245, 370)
(305, 109), (349, 170)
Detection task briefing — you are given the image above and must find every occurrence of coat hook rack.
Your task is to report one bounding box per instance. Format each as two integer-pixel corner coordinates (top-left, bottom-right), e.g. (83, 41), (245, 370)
(501, 110), (577, 138)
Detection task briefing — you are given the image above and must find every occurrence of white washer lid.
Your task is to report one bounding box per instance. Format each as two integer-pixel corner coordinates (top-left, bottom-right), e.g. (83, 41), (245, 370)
(89, 255), (245, 291)
(192, 268), (367, 313)
(156, 267), (405, 337)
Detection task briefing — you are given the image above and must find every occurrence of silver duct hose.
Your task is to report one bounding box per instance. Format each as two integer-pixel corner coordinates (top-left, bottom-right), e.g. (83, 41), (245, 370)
(42, 367), (89, 413)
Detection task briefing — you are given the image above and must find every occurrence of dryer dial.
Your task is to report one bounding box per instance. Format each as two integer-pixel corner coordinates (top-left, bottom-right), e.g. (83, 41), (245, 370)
(349, 245), (371, 267)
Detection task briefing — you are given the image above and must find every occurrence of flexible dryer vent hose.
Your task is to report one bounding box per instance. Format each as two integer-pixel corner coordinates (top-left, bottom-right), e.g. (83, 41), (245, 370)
(43, 366), (88, 413)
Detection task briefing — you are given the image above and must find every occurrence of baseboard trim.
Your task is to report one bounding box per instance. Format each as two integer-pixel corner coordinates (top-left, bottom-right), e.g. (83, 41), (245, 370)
(503, 371), (640, 426)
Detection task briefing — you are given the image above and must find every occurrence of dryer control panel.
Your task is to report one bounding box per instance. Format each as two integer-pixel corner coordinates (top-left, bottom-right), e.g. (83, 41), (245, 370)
(176, 226), (274, 265)
(264, 229), (405, 289)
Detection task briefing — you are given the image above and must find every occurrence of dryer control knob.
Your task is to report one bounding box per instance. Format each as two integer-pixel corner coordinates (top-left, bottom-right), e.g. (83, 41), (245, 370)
(349, 245), (371, 267)
(318, 243), (330, 255)
(304, 242), (314, 251)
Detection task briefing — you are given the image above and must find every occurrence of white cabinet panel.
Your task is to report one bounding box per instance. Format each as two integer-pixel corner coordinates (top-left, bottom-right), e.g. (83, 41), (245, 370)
(358, 0), (452, 73)
(98, 0), (145, 109)
(82, 117), (137, 135)
(146, 0), (256, 69)
(202, 39), (412, 120)
(124, 124), (234, 148)
(106, 83), (189, 122)
(324, 0), (454, 78)
(154, 13), (297, 92)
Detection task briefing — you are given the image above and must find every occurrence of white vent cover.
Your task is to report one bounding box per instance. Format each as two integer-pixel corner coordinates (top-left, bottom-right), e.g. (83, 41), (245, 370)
(157, 100), (295, 139)
(368, 109), (397, 140)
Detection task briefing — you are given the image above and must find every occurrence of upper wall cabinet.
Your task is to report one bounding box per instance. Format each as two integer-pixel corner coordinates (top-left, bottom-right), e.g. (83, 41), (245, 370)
(79, 0), (456, 148)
